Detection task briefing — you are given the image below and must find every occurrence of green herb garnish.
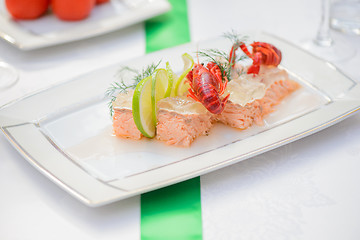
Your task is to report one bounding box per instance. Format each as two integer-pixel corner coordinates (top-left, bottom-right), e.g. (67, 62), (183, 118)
(197, 31), (249, 81)
(106, 61), (161, 116)
(197, 48), (247, 81)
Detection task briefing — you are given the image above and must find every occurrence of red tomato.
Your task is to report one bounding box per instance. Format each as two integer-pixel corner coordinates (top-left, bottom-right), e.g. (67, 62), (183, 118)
(96, 0), (110, 4)
(5, 0), (50, 20)
(51, 0), (95, 21)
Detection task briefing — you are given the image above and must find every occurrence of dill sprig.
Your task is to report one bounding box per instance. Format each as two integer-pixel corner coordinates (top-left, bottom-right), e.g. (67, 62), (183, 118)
(223, 30), (249, 48)
(106, 61), (161, 116)
(197, 49), (230, 81)
(197, 48), (247, 81)
(127, 61), (161, 86)
(197, 31), (250, 81)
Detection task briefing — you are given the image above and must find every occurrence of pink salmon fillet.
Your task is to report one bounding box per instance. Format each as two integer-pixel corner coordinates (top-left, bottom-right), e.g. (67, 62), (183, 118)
(113, 108), (143, 140)
(216, 78), (300, 129)
(156, 97), (213, 147)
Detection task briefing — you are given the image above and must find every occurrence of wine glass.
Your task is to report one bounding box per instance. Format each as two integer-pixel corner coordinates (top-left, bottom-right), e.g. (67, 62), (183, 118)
(330, 0), (360, 35)
(302, 0), (356, 62)
(0, 61), (18, 90)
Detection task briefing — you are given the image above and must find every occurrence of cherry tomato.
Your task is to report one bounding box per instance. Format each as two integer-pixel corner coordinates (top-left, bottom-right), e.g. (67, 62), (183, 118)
(51, 0), (95, 21)
(5, 0), (50, 20)
(96, 0), (110, 4)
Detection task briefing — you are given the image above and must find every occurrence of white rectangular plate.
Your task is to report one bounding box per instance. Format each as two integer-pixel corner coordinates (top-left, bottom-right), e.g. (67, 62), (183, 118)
(0, 0), (170, 50)
(1, 32), (360, 207)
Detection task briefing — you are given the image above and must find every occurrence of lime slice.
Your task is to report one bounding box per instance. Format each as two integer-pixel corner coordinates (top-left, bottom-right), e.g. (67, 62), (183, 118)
(175, 76), (191, 96)
(165, 62), (175, 97)
(132, 76), (155, 138)
(174, 53), (194, 96)
(151, 68), (170, 124)
(168, 64), (179, 98)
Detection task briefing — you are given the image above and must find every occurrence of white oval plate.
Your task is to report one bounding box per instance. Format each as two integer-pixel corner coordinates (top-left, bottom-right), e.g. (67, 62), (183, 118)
(1, 32), (359, 207)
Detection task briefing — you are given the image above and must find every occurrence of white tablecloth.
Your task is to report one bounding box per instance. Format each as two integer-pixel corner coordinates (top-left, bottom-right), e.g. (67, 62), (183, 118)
(1, 0), (360, 239)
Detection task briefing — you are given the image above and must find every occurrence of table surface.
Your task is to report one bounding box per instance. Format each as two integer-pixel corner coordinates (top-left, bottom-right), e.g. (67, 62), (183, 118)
(1, 0), (360, 239)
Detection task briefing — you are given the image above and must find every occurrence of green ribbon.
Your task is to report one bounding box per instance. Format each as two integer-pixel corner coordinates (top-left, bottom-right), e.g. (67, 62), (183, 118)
(141, 178), (202, 240)
(145, 0), (190, 52)
(141, 0), (203, 239)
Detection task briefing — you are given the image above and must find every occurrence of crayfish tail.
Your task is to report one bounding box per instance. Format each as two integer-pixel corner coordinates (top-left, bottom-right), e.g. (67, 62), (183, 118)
(187, 88), (199, 102)
(216, 93), (230, 114)
(222, 94), (230, 106)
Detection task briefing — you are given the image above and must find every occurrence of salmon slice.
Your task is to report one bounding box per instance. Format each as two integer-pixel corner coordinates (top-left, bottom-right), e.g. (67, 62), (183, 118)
(112, 109), (142, 140)
(216, 65), (300, 129)
(156, 97), (213, 147)
(112, 89), (143, 140)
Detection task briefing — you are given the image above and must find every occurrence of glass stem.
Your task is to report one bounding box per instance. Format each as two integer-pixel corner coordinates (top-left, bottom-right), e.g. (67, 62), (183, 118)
(315, 0), (333, 47)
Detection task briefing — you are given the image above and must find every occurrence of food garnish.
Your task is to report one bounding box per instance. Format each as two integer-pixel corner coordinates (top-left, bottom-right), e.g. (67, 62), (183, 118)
(106, 61), (161, 116)
(186, 61), (230, 114)
(151, 68), (172, 124)
(224, 31), (282, 75)
(173, 53), (194, 96)
(132, 76), (156, 138)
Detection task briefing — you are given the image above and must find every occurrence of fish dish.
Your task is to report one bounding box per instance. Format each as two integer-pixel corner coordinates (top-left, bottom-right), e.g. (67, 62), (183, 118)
(107, 33), (300, 147)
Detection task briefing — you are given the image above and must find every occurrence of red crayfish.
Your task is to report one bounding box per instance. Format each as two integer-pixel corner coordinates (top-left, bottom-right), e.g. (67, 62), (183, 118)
(186, 62), (230, 115)
(229, 41), (282, 75)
